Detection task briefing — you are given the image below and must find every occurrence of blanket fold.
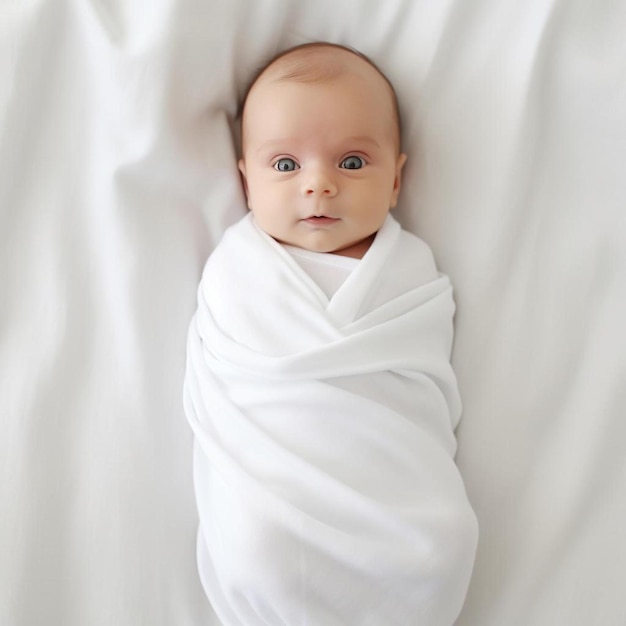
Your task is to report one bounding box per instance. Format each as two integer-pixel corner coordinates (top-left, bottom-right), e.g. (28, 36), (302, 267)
(184, 213), (477, 626)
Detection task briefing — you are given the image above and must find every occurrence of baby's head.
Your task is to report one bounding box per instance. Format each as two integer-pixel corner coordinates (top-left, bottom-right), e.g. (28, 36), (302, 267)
(238, 43), (406, 259)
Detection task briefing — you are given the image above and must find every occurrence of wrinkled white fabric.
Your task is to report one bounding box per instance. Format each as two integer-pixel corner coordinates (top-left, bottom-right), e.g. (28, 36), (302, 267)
(184, 214), (478, 625)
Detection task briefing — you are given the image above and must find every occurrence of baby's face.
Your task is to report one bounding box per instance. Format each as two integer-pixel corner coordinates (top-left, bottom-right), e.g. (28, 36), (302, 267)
(239, 60), (406, 258)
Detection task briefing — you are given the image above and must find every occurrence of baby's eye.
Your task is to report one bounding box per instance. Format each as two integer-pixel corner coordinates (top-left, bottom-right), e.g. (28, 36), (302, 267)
(274, 158), (299, 172)
(340, 155), (366, 170)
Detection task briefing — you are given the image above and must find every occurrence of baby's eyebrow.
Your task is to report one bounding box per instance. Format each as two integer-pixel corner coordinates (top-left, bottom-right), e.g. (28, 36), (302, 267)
(255, 140), (294, 155)
(254, 136), (381, 155)
(342, 136), (381, 148)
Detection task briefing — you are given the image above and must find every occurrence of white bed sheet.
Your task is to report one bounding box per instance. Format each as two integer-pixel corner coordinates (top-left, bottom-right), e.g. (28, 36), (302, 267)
(1, 1), (625, 624)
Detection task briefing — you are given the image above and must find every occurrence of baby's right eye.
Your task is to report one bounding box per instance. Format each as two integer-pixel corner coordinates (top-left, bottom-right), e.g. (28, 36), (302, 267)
(274, 158), (299, 172)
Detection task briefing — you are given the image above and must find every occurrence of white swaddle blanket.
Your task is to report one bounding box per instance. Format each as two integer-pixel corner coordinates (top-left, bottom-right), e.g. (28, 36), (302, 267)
(184, 213), (478, 626)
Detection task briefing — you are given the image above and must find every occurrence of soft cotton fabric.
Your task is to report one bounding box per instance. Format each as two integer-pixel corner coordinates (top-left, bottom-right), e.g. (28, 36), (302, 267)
(184, 214), (478, 625)
(283, 245), (358, 298)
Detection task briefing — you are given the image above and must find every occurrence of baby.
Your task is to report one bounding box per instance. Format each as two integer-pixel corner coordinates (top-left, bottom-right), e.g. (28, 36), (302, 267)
(238, 42), (406, 262)
(184, 43), (478, 626)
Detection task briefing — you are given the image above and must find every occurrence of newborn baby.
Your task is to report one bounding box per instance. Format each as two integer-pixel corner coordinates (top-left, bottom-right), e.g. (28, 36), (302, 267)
(184, 42), (478, 626)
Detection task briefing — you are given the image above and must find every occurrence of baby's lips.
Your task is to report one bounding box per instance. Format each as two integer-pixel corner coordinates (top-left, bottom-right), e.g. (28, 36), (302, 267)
(301, 215), (340, 225)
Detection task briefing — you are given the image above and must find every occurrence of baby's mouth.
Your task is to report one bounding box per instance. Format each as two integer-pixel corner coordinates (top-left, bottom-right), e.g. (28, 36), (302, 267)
(302, 215), (339, 226)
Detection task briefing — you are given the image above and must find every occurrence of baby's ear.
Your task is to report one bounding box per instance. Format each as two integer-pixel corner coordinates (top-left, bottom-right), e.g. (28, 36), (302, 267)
(390, 153), (408, 208)
(238, 159), (251, 207)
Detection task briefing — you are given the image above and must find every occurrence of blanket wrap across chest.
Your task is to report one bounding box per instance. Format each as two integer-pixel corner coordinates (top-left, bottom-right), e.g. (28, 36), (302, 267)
(184, 213), (478, 626)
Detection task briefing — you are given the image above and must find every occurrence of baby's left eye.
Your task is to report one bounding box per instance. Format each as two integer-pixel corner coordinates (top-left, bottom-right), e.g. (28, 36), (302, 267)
(340, 156), (365, 170)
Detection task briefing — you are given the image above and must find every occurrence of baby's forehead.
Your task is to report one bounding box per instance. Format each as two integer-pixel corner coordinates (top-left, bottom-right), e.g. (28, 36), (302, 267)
(240, 44), (402, 148)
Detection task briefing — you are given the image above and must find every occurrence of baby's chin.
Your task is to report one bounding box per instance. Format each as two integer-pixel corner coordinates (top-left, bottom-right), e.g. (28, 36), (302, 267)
(274, 234), (375, 260)
(330, 234), (376, 259)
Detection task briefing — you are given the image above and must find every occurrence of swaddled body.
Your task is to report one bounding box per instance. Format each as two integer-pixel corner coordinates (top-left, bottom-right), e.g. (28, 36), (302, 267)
(184, 212), (477, 625)
(184, 42), (478, 625)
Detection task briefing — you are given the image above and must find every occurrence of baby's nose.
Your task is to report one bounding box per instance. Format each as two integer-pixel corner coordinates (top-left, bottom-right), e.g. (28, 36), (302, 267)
(302, 166), (338, 197)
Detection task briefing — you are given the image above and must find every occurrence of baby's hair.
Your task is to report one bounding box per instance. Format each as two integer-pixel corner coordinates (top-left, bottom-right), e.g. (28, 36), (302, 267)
(238, 42), (402, 149)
